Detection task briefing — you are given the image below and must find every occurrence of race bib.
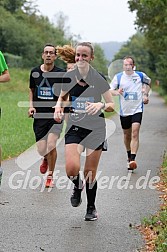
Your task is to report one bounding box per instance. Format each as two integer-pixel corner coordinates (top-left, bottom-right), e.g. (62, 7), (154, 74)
(124, 92), (138, 100)
(71, 96), (94, 112)
(37, 86), (54, 100)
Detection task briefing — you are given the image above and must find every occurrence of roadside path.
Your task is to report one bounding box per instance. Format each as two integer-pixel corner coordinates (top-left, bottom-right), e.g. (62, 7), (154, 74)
(0, 92), (167, 252)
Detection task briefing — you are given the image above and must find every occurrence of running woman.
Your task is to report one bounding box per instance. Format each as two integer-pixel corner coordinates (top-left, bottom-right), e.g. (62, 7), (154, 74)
(54, 42), (114, 220)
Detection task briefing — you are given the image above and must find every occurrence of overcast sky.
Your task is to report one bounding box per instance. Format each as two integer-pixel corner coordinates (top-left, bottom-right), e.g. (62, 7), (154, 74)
(36, 0), (137, 43)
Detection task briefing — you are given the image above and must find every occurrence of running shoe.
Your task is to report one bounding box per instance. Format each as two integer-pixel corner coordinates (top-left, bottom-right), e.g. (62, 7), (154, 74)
(128, 160), (137, 170)
(40, 158), (48, 174)
(84, 206), (98, 221)
(45, 175), (54, 188)
(70, 186), (82, 207)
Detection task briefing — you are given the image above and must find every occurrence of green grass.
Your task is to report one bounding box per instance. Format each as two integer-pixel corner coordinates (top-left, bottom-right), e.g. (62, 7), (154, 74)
(0, 68), (35, 160)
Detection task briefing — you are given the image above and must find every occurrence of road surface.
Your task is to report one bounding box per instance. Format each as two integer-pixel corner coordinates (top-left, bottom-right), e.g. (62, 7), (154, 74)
(0, 92), (167, 252)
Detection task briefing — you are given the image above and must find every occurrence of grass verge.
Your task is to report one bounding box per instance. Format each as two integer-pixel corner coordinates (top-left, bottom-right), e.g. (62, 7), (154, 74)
(136, 151), (167, 252)
(0, 68), (35, 160)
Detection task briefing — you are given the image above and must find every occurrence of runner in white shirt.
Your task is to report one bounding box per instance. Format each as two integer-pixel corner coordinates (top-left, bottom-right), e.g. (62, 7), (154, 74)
(110, 56), (151, 170)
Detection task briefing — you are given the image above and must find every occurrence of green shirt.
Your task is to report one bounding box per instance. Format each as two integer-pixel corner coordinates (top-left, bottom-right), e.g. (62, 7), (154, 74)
(0, 51), (8, 75)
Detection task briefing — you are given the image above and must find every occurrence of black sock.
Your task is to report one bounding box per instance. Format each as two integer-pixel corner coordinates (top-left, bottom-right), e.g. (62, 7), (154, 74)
(68, 174), (82, 189)
(127, 150), (131, 160)
(86, 180), (97, 207)
(131, 154), (136, 161)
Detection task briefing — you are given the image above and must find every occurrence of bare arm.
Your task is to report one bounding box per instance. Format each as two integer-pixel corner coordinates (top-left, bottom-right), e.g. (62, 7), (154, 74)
(142, 83), (151, 104)
(0, 70), (10, 83)
(28, 88), (36, 117)
(110, 88), (123, 96)
(102, 90), (115, 112)
(86, 90), (115, 115)
(54, 90), (69, 122)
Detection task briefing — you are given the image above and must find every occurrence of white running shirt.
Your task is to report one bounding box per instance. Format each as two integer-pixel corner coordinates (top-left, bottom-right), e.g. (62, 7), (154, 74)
(110, 71), (151, 116)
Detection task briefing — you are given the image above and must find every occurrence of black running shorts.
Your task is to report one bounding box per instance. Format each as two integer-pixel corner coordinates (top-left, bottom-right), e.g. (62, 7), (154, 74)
(120, 112), (143, 129)
(65, 125), (106, 150)
(33, 118), (64, 142)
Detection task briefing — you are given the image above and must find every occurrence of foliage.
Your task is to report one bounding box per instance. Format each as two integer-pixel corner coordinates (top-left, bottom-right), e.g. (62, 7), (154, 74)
(0, 0), (26, 13)
(0, 0), (108, 73)
(4, 52), (23, 68)
(113, 32), (156, 83)
(0, 5), (68, 67)
(114, 33), (148, 69)
(91, 44), (108, 75)
(127, 0), (167, 94)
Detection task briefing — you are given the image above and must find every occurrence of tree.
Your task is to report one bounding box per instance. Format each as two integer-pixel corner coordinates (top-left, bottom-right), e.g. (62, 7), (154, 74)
(113, 32), (155, 75)
(0, 2), (108, 70)
(128, 0), (167, 92)
(1, 0), (26, 13)
(92, 44), (108, 76)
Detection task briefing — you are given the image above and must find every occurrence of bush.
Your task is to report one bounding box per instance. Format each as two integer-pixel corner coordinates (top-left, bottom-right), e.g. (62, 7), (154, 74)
(3, 52), (23, 68)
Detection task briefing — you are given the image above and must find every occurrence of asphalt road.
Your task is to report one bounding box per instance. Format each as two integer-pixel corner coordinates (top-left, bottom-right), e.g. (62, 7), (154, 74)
(0, 91), (167, 252)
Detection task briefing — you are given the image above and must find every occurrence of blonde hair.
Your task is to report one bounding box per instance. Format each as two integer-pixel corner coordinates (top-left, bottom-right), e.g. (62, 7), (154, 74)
(56, 42), (94, 63)
(56, 45), (75, 63)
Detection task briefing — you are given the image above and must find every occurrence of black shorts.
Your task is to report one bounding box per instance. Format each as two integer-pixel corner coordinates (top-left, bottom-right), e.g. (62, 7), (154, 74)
(120, 112), (143, 129)
(33, 118), (63, 142)
(65, 125), (106, 150)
